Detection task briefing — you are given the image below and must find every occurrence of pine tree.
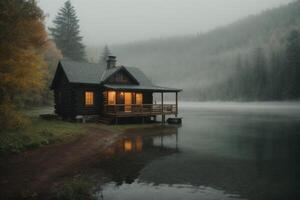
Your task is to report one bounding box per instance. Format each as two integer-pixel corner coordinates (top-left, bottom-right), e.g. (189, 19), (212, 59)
(285, 30), (300, 98)
(99, 45), (112, 65)
(252, 47), (267, 99)
(49, 1), (85, 61)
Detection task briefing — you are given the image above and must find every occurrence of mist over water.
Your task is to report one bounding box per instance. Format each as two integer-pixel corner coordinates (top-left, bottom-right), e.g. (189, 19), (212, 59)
(93, 102), (300, 200)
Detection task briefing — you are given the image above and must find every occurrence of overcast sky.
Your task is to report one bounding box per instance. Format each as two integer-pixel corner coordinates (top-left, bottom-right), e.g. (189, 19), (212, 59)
(38, 0), (294, 46)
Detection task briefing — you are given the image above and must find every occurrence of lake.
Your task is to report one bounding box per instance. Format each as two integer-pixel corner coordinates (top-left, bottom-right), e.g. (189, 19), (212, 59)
(94, 102), (300, 200)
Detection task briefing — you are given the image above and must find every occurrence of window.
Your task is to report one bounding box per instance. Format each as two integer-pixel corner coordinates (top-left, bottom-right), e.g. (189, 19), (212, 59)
(85, 91), (94, 106)
(136, 93), (143, 105)
(108, 91), (116, 105)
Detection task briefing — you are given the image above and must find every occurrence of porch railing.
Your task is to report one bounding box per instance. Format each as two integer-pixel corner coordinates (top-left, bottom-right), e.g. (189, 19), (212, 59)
(103, 104), (177, 116)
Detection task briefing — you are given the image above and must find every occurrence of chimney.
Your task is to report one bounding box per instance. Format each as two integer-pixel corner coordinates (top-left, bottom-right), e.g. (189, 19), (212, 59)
(107, 56), (116, 69)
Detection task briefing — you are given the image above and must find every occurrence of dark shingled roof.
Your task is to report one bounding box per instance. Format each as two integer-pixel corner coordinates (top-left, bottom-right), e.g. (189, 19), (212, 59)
(55, 59), (181, 92)
(60, 60), (105, 84)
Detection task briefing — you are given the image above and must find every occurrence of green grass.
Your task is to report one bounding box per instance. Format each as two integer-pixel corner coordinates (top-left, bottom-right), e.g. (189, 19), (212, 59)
(0, 107), (93, 154)
(0, 106), (161, 154)
(52, 178), (95, 200)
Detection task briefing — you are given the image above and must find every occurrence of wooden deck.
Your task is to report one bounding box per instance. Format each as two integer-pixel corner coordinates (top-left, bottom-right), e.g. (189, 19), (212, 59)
(103, 104), (177, 117)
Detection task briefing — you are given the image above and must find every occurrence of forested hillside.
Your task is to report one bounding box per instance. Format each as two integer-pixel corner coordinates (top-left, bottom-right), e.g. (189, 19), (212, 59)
(107, 0), (300, 101)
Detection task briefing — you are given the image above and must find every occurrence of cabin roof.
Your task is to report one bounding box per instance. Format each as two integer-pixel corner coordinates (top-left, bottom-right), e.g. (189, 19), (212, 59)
(51, 59), (181, 92)
(103, 84), (181, 92)
(59, 60), (104, 84)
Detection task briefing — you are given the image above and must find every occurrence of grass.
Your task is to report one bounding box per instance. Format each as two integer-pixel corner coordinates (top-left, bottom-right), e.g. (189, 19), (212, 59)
(0, 106), (160, 154)
(52, 178), (95, 200)
(0, 107), (93, 154)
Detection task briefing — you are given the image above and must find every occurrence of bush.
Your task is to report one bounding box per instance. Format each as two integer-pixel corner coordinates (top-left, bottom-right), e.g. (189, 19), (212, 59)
(0, 103), (30, 131)
(53, 178), (95, 200)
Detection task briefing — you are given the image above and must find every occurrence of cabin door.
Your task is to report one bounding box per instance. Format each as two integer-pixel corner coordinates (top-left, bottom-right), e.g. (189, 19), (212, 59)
(124, 92), (132, 112)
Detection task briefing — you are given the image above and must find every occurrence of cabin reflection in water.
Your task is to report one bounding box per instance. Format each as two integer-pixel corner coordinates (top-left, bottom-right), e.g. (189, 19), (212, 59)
(123, 136), (143, 152)
(98, 127), (179, 185)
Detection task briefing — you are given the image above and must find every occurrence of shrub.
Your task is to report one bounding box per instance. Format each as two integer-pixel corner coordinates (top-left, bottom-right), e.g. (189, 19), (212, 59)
(53, 178), (95, 200)
(0, 103), (30, 131)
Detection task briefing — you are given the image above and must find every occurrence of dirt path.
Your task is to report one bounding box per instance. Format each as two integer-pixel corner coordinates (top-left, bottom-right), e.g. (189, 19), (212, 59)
(0, 126), (122, 199)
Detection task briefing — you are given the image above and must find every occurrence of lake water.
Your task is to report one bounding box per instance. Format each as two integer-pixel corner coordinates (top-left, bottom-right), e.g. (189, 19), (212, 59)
(94, 102), (300, 200)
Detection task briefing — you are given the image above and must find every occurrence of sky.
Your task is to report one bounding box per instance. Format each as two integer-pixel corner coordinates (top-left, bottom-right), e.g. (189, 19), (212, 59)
(38, 0), (294, 46)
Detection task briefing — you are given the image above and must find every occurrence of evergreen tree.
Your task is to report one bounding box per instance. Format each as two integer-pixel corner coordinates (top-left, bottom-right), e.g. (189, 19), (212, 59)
(252, 47), (267, 99)
(49, 1), (85, 61)
(285, 30), (300, 98)
(99, 45), (112, 65)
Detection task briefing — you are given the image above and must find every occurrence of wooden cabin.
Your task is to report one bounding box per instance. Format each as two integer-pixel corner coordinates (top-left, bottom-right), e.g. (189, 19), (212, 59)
(50, 56), (181, 123)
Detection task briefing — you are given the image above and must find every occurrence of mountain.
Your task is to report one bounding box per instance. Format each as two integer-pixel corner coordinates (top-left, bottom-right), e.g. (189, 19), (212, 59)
(92, 1), (300, 100)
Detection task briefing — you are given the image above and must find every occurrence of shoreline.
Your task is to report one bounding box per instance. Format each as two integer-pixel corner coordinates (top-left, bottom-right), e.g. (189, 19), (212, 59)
(0, 124), (125, 199)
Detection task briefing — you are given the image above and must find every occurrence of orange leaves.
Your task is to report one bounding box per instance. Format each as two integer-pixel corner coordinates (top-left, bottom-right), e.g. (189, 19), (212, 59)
(0, 1), (48, 99)
(0, 1), (61, 130)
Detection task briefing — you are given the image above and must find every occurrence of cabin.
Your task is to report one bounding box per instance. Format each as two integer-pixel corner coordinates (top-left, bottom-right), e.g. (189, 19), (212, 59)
(50, 56), (181, 123)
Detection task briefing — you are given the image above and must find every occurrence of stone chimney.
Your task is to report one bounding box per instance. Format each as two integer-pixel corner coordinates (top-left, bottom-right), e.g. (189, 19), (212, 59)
(107, 56), (116, 69)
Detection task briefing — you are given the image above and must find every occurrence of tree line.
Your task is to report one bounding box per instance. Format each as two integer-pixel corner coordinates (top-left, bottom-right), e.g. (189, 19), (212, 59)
(110, 0), (300, 101)
(199, 29), (300, 101)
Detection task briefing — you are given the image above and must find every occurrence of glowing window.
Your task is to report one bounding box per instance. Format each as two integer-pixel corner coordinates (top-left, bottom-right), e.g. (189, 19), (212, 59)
(124, 139), (132, 152)
(136, 93), (143, 105)
(108, 91), (116, 105)
(85, 91), (94, 106)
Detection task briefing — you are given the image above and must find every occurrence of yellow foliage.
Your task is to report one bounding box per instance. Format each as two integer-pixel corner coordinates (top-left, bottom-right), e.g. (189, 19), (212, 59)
(0, 103), (29, 130)
(0, 0), (52, 130)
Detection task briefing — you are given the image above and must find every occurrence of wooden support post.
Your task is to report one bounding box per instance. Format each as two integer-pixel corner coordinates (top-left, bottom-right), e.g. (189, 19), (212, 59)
(175, 92), (178, 117)
(162, 114), (165, 124)
(115, 117), (118, 125)
(161, 92), (164, 124)
(175, 127), (179, 151)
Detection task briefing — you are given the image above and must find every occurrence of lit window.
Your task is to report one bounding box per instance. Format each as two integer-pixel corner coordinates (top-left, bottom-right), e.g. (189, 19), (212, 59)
(136, 93), (143, 105)
(85, 91), (94, 106)
(108, 91), (116, 105)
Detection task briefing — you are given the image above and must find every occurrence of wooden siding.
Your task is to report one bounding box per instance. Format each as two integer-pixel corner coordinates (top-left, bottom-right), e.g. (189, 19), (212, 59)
(54, 72), (74, 118)
(106, 69), (137, 85)
(143, 92), (153, 104)
(53, 69), (103, 118)
(73, 85), (102, 116)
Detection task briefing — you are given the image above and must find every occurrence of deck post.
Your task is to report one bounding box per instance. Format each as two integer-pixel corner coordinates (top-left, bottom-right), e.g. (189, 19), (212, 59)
(175, 92), (178, 117)
(161, 92), (165, 124)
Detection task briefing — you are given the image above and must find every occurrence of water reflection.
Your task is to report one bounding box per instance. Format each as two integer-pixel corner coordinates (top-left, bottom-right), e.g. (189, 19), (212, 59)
(97, 126), (180, 185)
(94, 105), (300, 200)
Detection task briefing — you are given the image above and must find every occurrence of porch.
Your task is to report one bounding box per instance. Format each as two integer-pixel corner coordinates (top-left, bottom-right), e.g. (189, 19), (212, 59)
(104, 104), (177, 117)
(101, 85), (181, 120)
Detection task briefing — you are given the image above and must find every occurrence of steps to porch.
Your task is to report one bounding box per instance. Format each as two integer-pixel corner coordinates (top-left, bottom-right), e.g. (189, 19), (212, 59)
(98, 115), (114, 124)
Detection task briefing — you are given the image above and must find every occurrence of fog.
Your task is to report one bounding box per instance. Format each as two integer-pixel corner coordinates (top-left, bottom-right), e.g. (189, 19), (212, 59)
(38, 0), (292, 46)
(39, 0), (300, 101)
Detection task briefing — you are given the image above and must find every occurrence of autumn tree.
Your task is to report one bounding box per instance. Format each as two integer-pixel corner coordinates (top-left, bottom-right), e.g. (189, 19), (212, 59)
(49, 1), (86, 61)
(0, 0), (49, 130)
